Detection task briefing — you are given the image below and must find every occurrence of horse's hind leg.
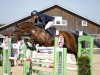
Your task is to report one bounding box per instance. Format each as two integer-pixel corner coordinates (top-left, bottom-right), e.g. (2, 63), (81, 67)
(66, 49), (77, 62)
(73, 52), (77, 61)
(24, 38), (37, 59)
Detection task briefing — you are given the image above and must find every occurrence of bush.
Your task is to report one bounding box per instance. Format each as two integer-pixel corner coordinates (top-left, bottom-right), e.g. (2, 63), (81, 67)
(78, 56), (91, 75)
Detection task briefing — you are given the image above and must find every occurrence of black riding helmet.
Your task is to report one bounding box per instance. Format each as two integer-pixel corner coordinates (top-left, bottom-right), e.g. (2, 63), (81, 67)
(31, 10), (39, 16)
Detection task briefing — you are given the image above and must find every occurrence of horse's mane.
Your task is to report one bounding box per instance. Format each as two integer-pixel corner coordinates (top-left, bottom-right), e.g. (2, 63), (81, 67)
(19, 22), (44, 30)
(19, 22), (35, 28)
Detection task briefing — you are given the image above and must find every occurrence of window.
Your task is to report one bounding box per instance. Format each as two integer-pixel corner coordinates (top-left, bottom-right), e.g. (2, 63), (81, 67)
(53, 16), (67, 26)
(82, 20), (87, 26)
(62, 20), (66, 24)
(56, 21), (60, 24)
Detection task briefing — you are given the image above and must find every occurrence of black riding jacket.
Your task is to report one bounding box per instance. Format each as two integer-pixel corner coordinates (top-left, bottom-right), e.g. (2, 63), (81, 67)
(34, 14), (55, 28)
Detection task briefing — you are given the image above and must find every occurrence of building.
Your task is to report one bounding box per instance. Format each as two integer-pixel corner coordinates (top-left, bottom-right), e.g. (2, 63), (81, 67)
(0, 5), (100, 47)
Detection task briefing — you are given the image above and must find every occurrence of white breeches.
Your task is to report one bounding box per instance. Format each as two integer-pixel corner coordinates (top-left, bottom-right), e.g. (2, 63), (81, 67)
(45, 21), (54, 29)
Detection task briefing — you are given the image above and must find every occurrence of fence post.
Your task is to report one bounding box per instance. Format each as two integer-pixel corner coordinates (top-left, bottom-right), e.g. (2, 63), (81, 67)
(8, 38), (11, 75)
(53, 36), (67, 75)
(78, 35), (94, 75)
(2, 37), (11, 75)
(23, 39), (32, 75)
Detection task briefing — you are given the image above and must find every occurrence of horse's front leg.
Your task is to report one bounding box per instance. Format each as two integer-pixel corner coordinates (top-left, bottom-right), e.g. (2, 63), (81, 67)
(24, 38), (37, 59)
(24, 38), (36, 51)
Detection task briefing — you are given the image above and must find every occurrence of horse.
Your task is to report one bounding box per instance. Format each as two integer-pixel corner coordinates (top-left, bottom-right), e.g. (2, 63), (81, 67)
(12, 22), (78, 59)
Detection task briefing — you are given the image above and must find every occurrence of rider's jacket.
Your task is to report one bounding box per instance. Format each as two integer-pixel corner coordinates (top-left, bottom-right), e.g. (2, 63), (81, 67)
(34, 14), (55, 28)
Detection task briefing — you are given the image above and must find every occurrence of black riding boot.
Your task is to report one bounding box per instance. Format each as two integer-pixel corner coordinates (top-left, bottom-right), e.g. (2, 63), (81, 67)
(45, 29), (55, 39)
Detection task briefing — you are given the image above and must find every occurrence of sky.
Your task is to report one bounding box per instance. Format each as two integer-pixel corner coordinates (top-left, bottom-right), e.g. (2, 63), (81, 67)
(0, 0), (100, 24)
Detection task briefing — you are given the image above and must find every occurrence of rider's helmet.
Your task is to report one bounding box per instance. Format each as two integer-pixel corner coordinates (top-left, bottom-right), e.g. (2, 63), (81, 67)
(31, 10), (39, 16)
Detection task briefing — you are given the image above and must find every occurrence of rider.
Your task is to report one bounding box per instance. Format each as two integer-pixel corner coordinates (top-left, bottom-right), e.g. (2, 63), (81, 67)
(31, 10), (56, 38)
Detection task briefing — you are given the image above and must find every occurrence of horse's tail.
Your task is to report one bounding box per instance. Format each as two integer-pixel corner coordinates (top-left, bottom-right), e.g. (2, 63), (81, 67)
(60, 31), (78, 51)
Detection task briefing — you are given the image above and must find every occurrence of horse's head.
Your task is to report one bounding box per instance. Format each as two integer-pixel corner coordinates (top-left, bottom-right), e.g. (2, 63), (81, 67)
(12, 22), (36, 43)
(12, 26), (22, 43)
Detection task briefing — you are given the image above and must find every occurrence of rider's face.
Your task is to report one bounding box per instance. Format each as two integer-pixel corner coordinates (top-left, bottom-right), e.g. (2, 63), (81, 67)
(32, 15), (38, 19)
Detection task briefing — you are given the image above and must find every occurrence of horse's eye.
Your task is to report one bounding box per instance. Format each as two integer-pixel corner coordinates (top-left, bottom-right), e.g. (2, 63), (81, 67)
(14, 29), (19, 32)
(32, 30), (35, 34)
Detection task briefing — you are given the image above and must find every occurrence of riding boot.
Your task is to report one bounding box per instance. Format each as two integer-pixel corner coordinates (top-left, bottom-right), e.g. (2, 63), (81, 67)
(45, 29), (55, 39)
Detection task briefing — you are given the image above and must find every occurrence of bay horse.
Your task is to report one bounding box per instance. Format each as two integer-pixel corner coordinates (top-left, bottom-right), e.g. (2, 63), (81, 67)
(12, 22), (78, 59)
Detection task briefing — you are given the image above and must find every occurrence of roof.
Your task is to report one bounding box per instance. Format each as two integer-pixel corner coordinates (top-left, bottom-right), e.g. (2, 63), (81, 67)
(42, 5), (100, 25)
(58, 4), (100, 25)
(0, 4), (99, 30)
